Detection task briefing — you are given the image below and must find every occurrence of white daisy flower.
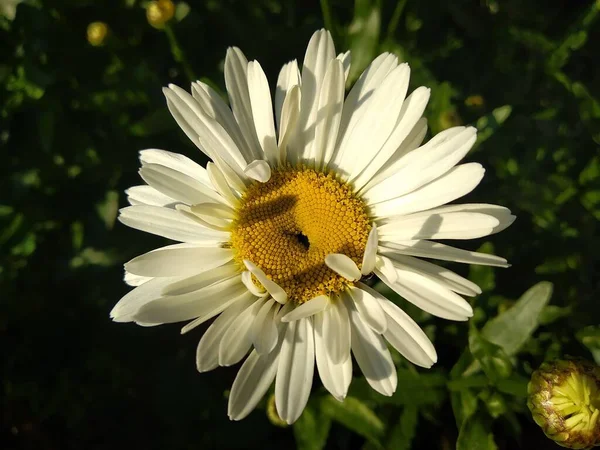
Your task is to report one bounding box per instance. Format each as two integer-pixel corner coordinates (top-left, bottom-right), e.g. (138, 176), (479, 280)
(111, 29), (515, 424)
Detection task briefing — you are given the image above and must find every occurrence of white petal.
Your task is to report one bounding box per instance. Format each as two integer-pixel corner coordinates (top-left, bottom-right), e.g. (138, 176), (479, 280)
(190, 201), (235, 220)
(294, 29), (336, 163)
(224, 47), (262, 161)
(371, 163), (485, 218)
(378, 212), (500, 241)
(378, 239), (510, 267)
(353, 92), (431, 191)
(361, 116), (428, 192)
(379, 203), (515, 240)
(180, 289), (251, 335)
(348, 286), (387, 334)
(346, 294), (397, 396)
(189, 204), (233, 230)
(241, 270), (266, 296)
(379, 297), (437, 368)
(341, 64), (411, 179)
(281, 295), (329, 322)
(191, 81), (255, 163)
(274, 300), (295, 323)
(196, 293), (256, 372)
(208, 150), (248, 193)
(381, 253), (482, 297)
(162, 263), (239, 296)
(361, 225), (378, 275)
(118, 205), (228, 243)
(315, 322), (352, 401)
(206, 162), (240, 207)
(275, 318), (315, 424)
(228, 347), (280, 421)
(133, 275), (245, 324)
(219, 297), (266, 366)
(251, 298), (279, 355)
(111, 276), (181, 322)
(277, 85), (301, 163)
(364, 126), (477, 204)
(376, 267), (473, 321)
(314, 58), (345, 169)
(247, 61), (279, 164)
(125, 243), (232, 277)
(332, 53), (398, 169)
(336, 51), (351, 81)
(139, 149), (211, 186)
(244, 159), (272, 183)
(244, 259), (288, 304)
(139, 163), (223, 206)
(324, 253), (361, 281)
(164, 86), (248, 173)
(124, 271), (152, 287)
(314, 297), (351, 364)
(275, 59), (301, 131)
(175, 203), (230, 232)
(126, 185), (176, 207)
(374, 255), (397, 283)
(408, 203), (516, 235)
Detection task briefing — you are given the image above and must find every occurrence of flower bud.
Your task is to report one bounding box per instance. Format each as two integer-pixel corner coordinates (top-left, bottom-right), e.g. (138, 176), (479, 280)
(86, 22), (109, 47)
(146, 0), (175, 29)
(266, 393), (288, 427)
(528, 359), (600, 449)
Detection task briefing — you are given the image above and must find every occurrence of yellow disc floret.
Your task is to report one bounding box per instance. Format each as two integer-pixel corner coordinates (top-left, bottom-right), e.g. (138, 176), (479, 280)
(230, 167), (371, 304)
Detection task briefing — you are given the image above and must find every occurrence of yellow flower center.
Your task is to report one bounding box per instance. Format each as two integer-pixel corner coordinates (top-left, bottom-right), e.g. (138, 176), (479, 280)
(551, 371), (600, 434)
(230, 167), (371, 304)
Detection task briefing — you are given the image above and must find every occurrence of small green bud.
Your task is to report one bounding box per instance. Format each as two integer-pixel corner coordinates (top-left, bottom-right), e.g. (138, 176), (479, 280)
(86, 22), (109, 47)
(266, 393), (288, 428)
(146, 0), (175, 29)
(528, 359), (600, 449)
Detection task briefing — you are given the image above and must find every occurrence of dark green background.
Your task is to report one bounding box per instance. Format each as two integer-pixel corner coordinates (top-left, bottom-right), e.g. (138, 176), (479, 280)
(2, 0), (599, 448)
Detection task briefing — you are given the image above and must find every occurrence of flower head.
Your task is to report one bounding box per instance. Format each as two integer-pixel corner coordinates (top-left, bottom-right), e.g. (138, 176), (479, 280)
(146, 0), (175, 29)
(112, 29), (515, 424)
(528, 359), (600, 449)
(87, 22), (109, 47)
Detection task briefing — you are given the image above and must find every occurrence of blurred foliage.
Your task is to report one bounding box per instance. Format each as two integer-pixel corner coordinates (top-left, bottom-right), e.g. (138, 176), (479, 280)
(1, 0), (599, 449)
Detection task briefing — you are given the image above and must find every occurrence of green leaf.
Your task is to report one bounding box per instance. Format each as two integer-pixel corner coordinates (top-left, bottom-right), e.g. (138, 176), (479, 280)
(346, 0), (381, 86)
(481, 282), (553, 356)
(496, 374), (529, 398)
(351, 369), (446, 407)
(293, 400), (331, 450)
(456, 414), (498, 450)
(96, 191), (119, 230)
(469, 326), (513, 383)
(71, 221), (84, 251)
(579, 156), (600, 185)
(473, 105), (512, 150)
(386, 406), (418, 450)
(479, 390), (506, 419)
(174, 2), (190, 22)
(538, 305), (573, 325)
(450, 389), (479, 429)
(576, 326), (600, 365)
(320, 396), (384, 446)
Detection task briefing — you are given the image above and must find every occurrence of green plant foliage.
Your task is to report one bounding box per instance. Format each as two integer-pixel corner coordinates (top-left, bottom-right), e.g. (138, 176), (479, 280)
(2, 0), (599, 449)
(481, 282), (553, 357)
(456, 414), (498, 450)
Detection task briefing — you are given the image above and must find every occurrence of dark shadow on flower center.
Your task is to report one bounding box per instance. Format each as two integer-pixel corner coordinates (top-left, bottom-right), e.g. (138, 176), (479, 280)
(295, 232), (310, 250)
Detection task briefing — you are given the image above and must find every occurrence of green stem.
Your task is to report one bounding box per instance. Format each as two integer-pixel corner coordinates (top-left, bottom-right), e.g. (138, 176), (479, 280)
(386, 0), (408, 39)
(164, 24), (196, 82)
(447, 375), (489, 391)
(320, 0), (334, 34)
